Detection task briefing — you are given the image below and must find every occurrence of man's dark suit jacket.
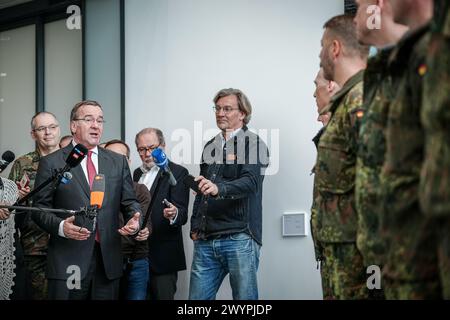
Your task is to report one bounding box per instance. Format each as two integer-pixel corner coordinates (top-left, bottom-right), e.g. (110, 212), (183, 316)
(32, 144), (141, 281)
(133, 161), (189, 274)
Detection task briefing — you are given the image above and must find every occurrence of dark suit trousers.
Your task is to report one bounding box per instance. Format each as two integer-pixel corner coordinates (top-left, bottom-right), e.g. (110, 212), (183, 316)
(48, 243), (120, 300)
(149, 271), (178, 300)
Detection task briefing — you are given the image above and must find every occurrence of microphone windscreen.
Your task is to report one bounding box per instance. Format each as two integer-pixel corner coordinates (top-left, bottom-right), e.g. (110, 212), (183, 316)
(151, 148), (168, 168)
(90, 174), (105, 208)
(65, 144), (88, 168)
(2, 151), (15, 163)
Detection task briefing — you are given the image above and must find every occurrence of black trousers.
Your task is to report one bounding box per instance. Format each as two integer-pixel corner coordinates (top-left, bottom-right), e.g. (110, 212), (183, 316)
(48, 243), (120, 300)
(148, 271), (178, 300)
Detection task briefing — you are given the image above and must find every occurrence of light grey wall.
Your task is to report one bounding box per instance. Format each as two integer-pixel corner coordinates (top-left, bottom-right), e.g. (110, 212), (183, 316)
(85, 0), (122, 142)
(0, 25), (35, 178)
(125, 0), (343, 299)
(44, 19), (82, 136)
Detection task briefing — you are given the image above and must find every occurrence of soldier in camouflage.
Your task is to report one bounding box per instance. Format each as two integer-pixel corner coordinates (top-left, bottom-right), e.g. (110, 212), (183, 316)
(315, 14), (369, 299)
(8, 112), (61, 299)
(380, 0), (441, 299)
(353, 0), (409, 298)
(420, 0), (450, 299)
(310, 68), (339, 299)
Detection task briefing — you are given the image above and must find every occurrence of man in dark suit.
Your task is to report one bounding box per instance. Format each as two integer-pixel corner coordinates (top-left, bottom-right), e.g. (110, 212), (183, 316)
(32, 100), (149, 300)
(133, 128), (189, 300)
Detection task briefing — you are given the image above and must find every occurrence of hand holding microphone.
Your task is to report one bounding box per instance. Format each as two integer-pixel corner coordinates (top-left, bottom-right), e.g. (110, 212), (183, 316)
(64, 173), (103, 240)
(196, 175), (219, 196)
(162, 198), (178, 221)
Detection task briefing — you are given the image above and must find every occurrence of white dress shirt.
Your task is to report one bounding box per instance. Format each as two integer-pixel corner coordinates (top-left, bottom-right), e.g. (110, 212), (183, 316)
(138, 164), (178, 224)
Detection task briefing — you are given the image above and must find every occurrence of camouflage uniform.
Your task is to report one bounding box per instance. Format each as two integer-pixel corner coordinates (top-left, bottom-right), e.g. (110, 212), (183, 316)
(420, 0), (450, 299)
(310, 127), (331, 298)
(380, 25), (440, 299)
(8, 150), (49, 300)
(315, 70), (369, 299)
(356, 48), (394, 269)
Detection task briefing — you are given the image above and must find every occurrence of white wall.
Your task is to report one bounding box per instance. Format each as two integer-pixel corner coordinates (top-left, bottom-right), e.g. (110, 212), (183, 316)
(125, 0), (343, 299)
(0, 25), (35, 178)
(45, 19), (82, 137)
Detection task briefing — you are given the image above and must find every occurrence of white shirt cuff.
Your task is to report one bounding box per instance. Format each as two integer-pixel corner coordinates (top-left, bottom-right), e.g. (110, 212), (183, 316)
(58, 220), (67, 238)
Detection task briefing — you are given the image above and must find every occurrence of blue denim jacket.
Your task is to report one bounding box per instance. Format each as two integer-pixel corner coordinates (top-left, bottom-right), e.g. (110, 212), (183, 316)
(191, 126), (269, 245)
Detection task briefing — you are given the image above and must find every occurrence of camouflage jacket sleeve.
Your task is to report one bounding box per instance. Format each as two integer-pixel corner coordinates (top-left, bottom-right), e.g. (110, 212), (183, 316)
(8, 159), (22, 184)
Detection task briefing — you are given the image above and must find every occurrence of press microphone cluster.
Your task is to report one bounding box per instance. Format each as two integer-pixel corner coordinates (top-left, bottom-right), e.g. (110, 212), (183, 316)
(0, 150), (15, 173)
(17, 144), (87, 205)
(151, 148), (177, 186)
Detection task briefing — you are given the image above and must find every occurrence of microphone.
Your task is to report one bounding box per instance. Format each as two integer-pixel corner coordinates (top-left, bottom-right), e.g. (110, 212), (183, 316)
(65, 144), (88, 169)
(60, 172), (73, 185)
(0, 151), (15, 173)
(151, 148), (177, 186)
(54, 144), (87, 188)
(87, 174), (105, 233)
(90, 174), (105, 210)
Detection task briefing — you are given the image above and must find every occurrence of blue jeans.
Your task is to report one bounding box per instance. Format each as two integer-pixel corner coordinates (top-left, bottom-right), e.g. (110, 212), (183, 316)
(124, 257), (149, 300)
(189, 232), (261, 300)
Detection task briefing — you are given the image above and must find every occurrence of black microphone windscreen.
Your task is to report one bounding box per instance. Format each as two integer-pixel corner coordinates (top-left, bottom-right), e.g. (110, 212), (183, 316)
(2, 151), (15, 163)
(65, 144), (88, 168)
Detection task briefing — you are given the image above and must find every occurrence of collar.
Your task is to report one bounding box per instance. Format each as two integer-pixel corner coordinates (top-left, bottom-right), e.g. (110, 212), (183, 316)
(389, 23), (431, 67)
(329, 70), (365, 112)
(140, 163), (160, 174)
(220, 127), (243, 144)
(31, 150), (42, 163)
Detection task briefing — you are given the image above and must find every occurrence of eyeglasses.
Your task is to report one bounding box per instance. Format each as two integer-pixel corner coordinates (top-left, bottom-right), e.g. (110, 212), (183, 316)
(73, 117), (105, 126)
(137, 144), (160, 155)
(33, 124), (59, 133)
(213, 106), (240, 114)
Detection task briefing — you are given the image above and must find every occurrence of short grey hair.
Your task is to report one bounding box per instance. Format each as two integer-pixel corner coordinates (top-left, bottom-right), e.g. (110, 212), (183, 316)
(30, 111), (58, 130)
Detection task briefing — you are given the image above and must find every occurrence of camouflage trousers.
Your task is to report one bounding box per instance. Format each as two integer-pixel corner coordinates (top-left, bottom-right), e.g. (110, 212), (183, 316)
(384, 217), (450, 299)
(382, 211), (441, 299)
(437, 217), (450, 299)
(320, 242), (369, 299)
(24, 255), (48, 300)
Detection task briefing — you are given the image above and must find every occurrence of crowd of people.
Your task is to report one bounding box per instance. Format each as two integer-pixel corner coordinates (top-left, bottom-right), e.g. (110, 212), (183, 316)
(0, 0), (449, 300)
(0, 88), (268, 300)
(310, 0), (449, 299)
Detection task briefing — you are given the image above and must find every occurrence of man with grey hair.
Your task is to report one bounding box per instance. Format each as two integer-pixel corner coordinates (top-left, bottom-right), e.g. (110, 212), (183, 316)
(189, 88), (269, 300)
(133, 128), (189, 300)
(8, 111), (61, 300)
(32, 100), (146, 300)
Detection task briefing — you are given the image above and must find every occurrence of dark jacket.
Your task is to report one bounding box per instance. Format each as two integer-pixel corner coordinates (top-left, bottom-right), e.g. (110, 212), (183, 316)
(121, 182), (151, 260)
(190, 126), (269, 245)
(133, 161), (189, 274)
(32, 145), (141, 281)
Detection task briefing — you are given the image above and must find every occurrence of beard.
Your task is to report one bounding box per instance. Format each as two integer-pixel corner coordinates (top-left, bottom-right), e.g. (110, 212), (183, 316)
(321, 55), (335, 82)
